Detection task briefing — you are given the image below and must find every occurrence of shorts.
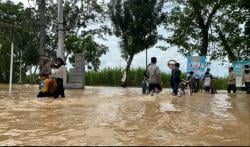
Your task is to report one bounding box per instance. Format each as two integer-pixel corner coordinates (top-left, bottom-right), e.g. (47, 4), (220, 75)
(204, 86), (210, 92)
(149, 84), (162, 92)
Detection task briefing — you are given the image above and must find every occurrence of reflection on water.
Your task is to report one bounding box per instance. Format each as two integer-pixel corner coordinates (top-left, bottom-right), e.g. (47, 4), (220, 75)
(0, 84), (249, 146)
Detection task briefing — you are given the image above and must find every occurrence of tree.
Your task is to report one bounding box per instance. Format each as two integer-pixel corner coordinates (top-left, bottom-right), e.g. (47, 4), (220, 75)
(163, 0), (225, 56)
(240, 0), (250, 37)
(0, 0), (110, 83)
(16, 7), (40, 81)
(66, 35), (108, 71)
(109, 0), (164, 87)
(0, 0), (39, 82)
(162, 0), (249, 61)
(212, 1), (249, 61)
(46, 0), (109, 69)
(38, 0), (46, 56)
(241, 0), (250, 60)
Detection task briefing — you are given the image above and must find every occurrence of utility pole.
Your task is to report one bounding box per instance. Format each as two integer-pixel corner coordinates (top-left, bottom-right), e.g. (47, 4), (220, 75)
(9, 30), (14, 94)
(1, 18), (19, 94)
(57, 0), (64, 60)
(19, 50), (22, 83)
(146, 48), (148, 68)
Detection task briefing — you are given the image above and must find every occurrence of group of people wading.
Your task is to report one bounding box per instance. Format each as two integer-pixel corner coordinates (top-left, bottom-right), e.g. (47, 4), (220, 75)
(37, 55), (249, 98)
(142, 57), (250, 96)
(37, 56), (67, 98)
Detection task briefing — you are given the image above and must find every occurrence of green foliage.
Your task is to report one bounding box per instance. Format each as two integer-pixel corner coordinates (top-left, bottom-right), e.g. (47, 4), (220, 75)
(86, 68), (123, 86)
(46, 0), (109, 70)
(0, 35), (11, 82)
(162, 0), (249, 61)
(66, 35), (108, 71)
(0, 0), (108, 82)
(109, 0), (163, 59)
(0, 0), (39, 83)
(211, 0), (249, 61)
(214, 77), (228, 90)
(108, 0), (164, 86)
(239, 0), (250, 37)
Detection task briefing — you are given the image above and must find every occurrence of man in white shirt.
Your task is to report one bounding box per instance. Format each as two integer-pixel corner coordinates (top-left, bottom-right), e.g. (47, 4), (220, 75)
(146, 57), (162, 96)
(227, 67), (236, 93)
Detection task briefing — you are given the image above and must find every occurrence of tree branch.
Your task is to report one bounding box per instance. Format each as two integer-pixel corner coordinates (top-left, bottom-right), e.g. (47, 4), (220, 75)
(215, 25), (237, 61)
(192, 4), (206, 30)
(206, 0), (221, 27)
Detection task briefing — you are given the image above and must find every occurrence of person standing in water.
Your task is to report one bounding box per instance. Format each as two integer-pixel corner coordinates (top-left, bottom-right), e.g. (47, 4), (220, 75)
(242, 65), (250, 94)
(54, 57), (67, 98)
(141, 76), (148, 94)
(145, 57), (162, 96)
(203, 68), (213, 93)
(227, 67), (236, 93)
(170, 63), (181, 96)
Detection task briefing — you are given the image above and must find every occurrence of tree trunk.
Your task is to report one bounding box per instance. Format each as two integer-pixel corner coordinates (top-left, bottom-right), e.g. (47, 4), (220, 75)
(29, 67), (32, 84)
(5, 70), (9, 83)
(121, 54), (134, 87)
(38, 0), (46, 75)
(57, 0), (64, 60)
(217, 28), (237, 62)
(200, 27), (209, 56)
(192, 1), (220, 57)
(39, 0), (46, 56)
(31, 65), (38, 83)
(22, 65), (27, 84)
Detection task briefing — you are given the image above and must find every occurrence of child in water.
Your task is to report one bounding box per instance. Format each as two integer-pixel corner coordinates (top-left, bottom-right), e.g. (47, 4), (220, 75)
(141, 76), (149, 94)
(37, 75), (56, 97)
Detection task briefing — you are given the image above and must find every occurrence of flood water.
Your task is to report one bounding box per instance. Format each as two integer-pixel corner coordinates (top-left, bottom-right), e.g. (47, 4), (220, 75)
(0, 84), (249, 146)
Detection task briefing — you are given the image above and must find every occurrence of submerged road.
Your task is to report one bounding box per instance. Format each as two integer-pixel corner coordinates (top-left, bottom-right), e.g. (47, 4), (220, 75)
(0, 84), (249, 145)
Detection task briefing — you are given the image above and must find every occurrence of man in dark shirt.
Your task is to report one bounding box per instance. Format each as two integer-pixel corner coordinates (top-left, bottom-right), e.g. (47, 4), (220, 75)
(170, 63), (181, 96)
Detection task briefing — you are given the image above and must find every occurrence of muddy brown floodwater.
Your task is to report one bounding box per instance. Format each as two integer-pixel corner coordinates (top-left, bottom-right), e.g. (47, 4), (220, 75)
(0, 84), (249, 146)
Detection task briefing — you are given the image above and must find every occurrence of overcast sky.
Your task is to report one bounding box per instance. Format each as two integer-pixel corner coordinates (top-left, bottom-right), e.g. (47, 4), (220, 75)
(7, 0), (229, 77)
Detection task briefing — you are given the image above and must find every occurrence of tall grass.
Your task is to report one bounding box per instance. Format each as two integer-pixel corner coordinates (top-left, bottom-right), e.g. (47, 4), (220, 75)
(85, 68), (123, 86)
(85, 68), (228, 89)
(214, 77), (228, 90)
(20, 67), (228, 90)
